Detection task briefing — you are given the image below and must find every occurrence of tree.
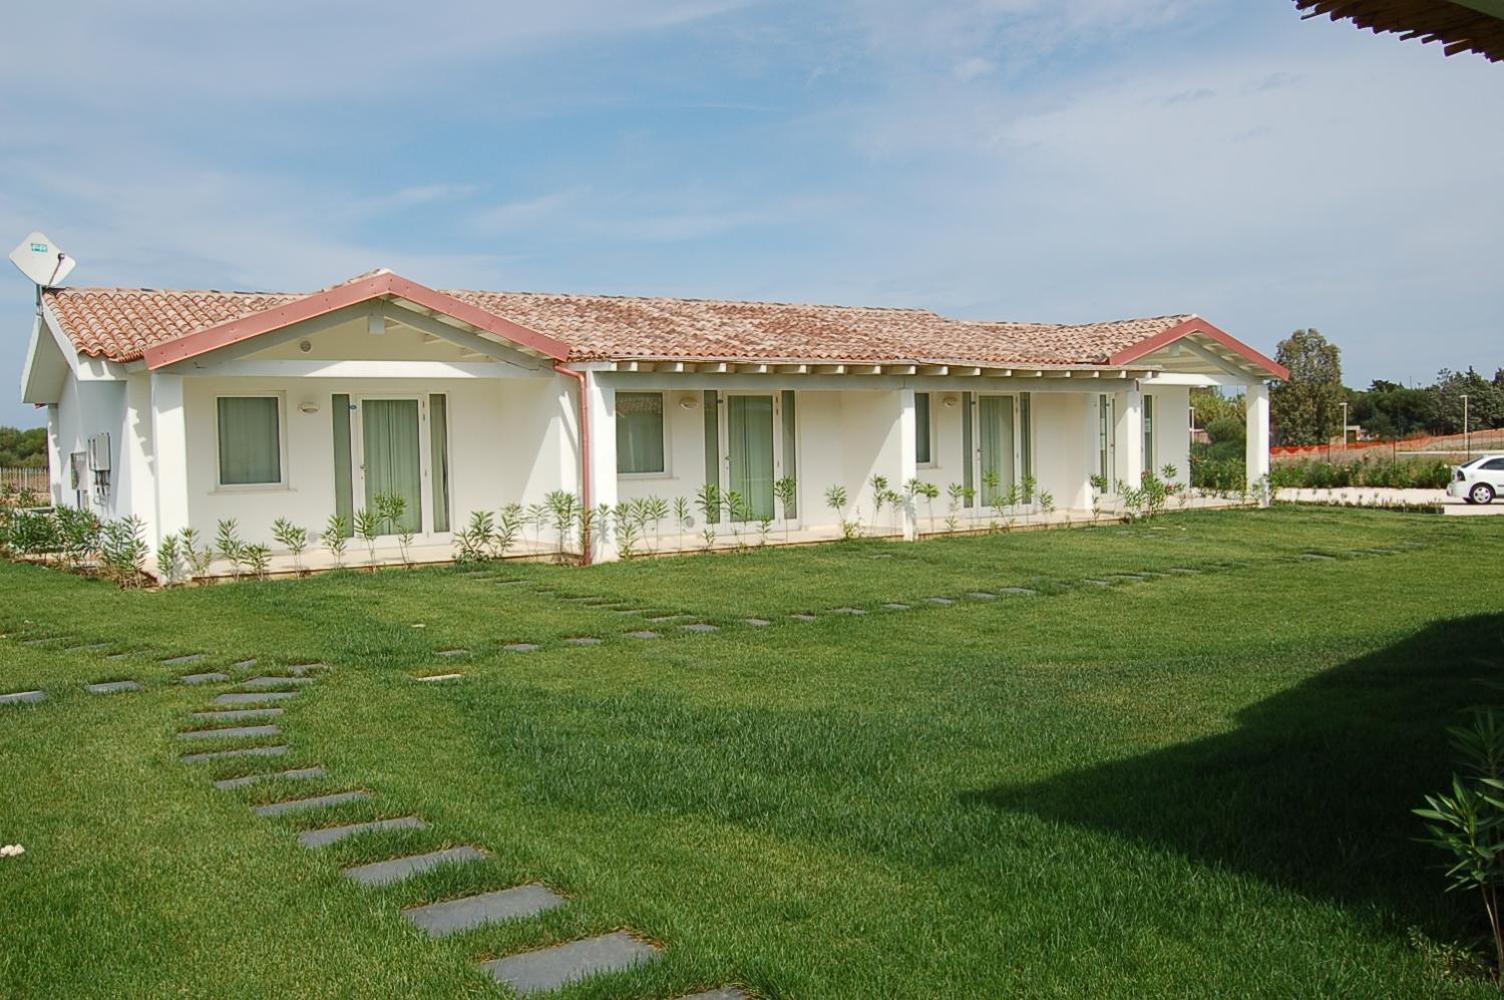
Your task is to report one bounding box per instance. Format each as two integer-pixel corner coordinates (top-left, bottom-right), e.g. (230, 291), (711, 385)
(1348, 380), (1435, 440)
(1432, 368), (1504, 435)
(1270, 329), (1344, 446)
(0, 426), (47, 468)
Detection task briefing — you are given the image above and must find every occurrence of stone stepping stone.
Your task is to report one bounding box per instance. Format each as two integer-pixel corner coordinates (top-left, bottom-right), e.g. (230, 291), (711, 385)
(647, 615), (686, 624)
(437, 649), (470, 658)
(1166, 568), (1198, 575)
(480, 931), (660, 994)
(1083, 579), (1111, 587)
(67, 642), (113, 653)
(343, 846), (486, 888)
(232, 659), (258, 669)
(1301, 553), (1337, 561)
(106, 652), (133, 661)
(680, 990), (750, 1000)
(0, 690), (45, 706)
(966, 592), (996, 601)
(615, 608), (646, 615)
(881, 603), (911, 611)
(403, 883), (565, 938)
(624, 630), (661, 640)
(681, 623), (719, 633)
(743, 618), (772, 627)
(503, 643), (540, 653)
(564, 637), (603, 646)
(87, 680), (142, 695)
(179, 724), (280, 741)
(299, 815), (427, 849)
(180, 672), (230, 685)
(828, 607), (867, 615)
(998, 587), (1037, 595)
(925, 597), (954, 606)
(182, 745), (289, 763)
(286, 663), (328, 675)
(214, 766), (325, 790)
(789, 613), (818, 621)
(160, 654), (206, 666)
(254, 790), (369, 817)
(416, 673), (465, 683)
(241, 676), (313, 689)
(214, 691), (298, 705)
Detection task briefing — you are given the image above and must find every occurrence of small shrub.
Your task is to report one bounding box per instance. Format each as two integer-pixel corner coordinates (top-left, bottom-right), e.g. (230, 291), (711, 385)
(271, 518), (308, 574)
(181, 528), (214, 581)
(321, 514), (349, 570)
(216, 519), (245, 579)
(99, 516), (148, 587)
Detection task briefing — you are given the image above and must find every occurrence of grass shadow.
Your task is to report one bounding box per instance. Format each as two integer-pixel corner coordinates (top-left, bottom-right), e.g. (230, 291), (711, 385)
(968, 613), (1504, 930)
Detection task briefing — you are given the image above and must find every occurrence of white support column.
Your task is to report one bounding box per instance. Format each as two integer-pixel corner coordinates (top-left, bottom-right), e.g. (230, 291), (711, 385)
(897, 388), (918, 540)
(584, 371), (619, 562)
(45, 404), (64, 506)
(149, 373), (190, 548)
(1118, 386), (1144, 491)
(124, 375), (157, 541)
(1245, 381), (1271, 496)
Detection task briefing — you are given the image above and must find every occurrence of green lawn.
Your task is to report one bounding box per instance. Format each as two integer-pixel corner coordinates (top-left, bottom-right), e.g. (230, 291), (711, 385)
(2, 507), (1502, 997)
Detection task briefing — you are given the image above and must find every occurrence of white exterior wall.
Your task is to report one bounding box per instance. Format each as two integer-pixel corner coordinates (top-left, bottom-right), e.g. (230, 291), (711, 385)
(1033, 392), (1093, 512)
(614, 388), (705, 509)
(1144, 385), (1192, 486)
(176, 374), (567, 547)
(49, 369), (128, 517)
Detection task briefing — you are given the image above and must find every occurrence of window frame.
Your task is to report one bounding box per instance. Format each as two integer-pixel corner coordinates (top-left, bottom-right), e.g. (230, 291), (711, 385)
(615, 390), (670, 478)
(214, 392), (288, 491)
(915, 392), (935, 468)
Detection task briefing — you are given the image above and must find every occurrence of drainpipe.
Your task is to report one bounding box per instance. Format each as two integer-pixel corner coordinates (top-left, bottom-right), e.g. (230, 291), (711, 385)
(554, 363), (591, 565)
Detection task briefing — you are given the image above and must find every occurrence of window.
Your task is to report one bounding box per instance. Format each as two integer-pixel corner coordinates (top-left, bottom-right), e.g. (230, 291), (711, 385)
(915, 392), (932, 466)
(1143, 394), (1155, 474)
(217, 396), (282, 486)
(616, 391), (666, 475)
(1482, 458), (1504, 471)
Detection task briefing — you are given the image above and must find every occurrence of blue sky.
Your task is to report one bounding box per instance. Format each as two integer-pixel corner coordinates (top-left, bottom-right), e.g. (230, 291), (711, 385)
(2, 0), (1501, 425)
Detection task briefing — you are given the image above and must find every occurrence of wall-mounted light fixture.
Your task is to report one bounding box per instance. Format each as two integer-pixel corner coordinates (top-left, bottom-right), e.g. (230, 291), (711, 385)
(298, 340), (313, 353)
(679, 395), (698, 410)
(298, 400), (320, 415)
(942, 394), (959, 408)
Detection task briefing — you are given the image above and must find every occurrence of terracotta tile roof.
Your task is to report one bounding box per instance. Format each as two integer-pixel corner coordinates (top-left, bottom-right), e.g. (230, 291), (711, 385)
(41, 282), (1193, 368)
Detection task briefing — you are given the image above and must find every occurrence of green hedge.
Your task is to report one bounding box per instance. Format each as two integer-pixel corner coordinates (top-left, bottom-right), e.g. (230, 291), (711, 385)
(1267, 456), (1453, 490)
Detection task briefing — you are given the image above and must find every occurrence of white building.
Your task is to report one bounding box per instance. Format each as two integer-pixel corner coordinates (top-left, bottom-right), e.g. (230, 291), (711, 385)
(18, 269), (1285, 571)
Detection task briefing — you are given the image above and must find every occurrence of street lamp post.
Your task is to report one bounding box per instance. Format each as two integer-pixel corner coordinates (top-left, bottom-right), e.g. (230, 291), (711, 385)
(1462, 393), (1471, 459)
(1340, 401), (1348, 450)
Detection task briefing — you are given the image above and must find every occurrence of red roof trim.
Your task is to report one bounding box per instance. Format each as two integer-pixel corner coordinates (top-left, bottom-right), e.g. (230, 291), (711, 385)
(1108, 317), (1288, 381)
(142, 272), (570, 370)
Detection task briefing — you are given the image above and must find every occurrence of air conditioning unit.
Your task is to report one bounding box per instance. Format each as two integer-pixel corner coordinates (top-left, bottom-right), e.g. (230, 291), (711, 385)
(88, 433), (111, 472)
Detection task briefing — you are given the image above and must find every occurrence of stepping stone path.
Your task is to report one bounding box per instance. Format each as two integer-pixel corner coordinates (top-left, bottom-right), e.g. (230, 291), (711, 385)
(233, 659), (258, 669)
(343, 846), (486, 888)
(789, 613), (818, 621)
(179, 724), (281, 741)
(829, 607), (866, 615)
(68, 642), (113, 652)
(625, 630), (661, 640)
(180, 672), (230, 685)
(966, 592), (996, 600)
(647, 615), (685, 624)
(480, 931), (659, 994)
(416, 673), (465, 683)
(241, 676), (313, 688)
(0, 690), (45, 706)
(299, 816), (427, 849)
(681, 623), (719, 633)
(437, 649), (470, 658)
(193, 707), (282, 721)
(503, 643), (540, 653)
(882, 603), (911, 611)
(161, 654), (206, 666)
(182, 745), (289, 763)
(87, 680), (142, 695)
(214, 766), (325, 790)
(215, 691), (299, 705)
(998, 587), (1037, 595)
(403, 883), (564, 938)
(254, 790), (369, 817)
(106, 652), (133, 661)
(743, 618), (772, 627)
(1301, 553), (1337, 561)
(565, 637), (603, 646)
(926, 597), (954, 606)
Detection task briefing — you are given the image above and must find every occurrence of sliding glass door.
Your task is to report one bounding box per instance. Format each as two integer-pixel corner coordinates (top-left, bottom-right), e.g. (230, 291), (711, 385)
(709, 390), (796, 524)
(350, 395), (451, 536)
(970, 394), (1032, 507)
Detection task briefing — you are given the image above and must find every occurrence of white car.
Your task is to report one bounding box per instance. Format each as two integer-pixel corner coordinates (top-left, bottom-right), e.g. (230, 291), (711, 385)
(1448, 454), (1504, 504)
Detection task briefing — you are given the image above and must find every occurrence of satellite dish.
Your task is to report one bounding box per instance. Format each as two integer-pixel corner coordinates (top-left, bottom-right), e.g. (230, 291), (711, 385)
(8, 231), (77, 287)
